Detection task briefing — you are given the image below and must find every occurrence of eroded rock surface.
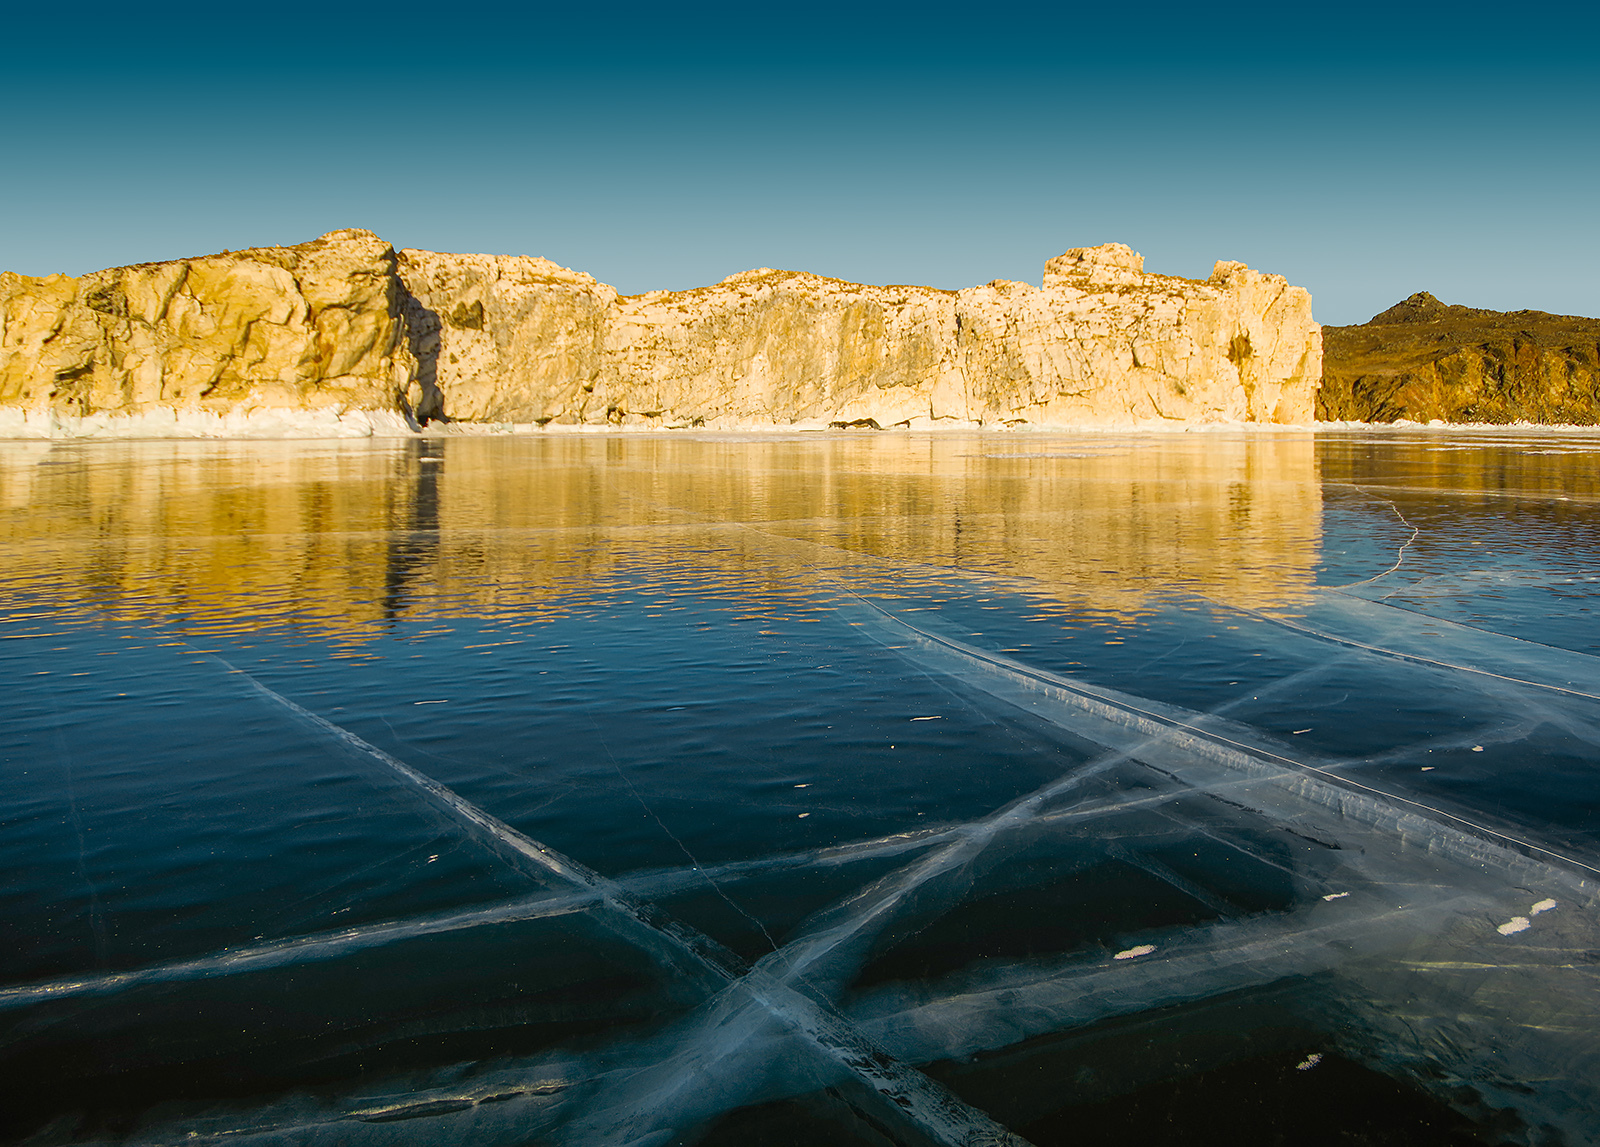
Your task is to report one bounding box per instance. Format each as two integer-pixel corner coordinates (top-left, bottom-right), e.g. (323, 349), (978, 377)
(1318, 292), (1600, 423)
(0, 230), (418, 420)
(401, 241), (1322, 426)
(1, 232), (1321, 429)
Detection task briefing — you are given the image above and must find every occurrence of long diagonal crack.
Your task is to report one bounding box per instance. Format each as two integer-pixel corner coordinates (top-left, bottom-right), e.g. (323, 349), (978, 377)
(839, 592), (1600, 892)
(22, 598), (1600, 1143)
(28, 519), (1600, 1141)
(0, 768), (1257, 1011)
(556, 646), (1361, 1139)
(214, 659), (1033, 1147)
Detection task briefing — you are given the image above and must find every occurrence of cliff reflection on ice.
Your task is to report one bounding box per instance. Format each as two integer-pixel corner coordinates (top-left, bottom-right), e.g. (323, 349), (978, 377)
(3, 430), (1600, 1145)
(0, 432), (1324, 642)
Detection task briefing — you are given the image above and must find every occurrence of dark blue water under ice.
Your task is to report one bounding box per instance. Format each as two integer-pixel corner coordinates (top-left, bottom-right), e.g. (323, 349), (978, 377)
(3, 429), (1600, 1146)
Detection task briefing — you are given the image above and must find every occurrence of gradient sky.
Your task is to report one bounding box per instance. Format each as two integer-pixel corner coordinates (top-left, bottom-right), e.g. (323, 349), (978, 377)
(3, 1), (1595, 326)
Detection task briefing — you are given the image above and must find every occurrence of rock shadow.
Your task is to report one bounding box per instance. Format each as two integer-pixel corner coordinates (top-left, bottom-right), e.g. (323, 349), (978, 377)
(398, 289), (448, 425)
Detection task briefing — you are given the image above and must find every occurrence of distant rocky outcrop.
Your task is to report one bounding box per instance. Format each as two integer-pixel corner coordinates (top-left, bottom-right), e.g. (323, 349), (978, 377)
(1318, 292), (1600, 423)
(1, 232), (1323, 431)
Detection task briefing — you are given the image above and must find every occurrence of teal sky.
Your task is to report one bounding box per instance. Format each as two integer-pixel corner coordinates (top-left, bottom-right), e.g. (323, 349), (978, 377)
(2, 1), (1595, 325)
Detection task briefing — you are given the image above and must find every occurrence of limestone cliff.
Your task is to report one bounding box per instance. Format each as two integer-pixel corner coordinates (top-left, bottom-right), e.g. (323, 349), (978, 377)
(400, 241), (1321, 427)
(0, 230), (419, 421)
(1318, 292), (1600, 423)
(1, 231), (1321, 430)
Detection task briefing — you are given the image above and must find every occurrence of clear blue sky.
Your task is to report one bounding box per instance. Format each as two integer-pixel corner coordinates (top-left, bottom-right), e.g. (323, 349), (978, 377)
(3, 1), (1595, 325)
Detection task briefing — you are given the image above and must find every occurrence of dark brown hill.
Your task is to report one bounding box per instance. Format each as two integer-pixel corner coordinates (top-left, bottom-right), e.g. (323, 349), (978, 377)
(1317, 292), (1600, 423)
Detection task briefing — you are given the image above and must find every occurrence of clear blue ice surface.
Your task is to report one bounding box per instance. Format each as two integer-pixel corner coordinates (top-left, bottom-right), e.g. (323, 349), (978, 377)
(2, 429), (1599, 1146)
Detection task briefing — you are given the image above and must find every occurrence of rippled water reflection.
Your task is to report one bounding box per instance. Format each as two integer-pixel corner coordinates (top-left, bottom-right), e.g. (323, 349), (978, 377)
(3, 430), (1600, 1146)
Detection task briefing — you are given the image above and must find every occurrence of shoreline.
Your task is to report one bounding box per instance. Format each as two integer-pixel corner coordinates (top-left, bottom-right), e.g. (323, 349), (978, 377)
(4, 406), (1600, 442)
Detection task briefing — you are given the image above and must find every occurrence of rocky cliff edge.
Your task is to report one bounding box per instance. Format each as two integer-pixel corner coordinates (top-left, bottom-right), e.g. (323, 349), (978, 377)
(0, 230), (419, 426)
(1, 232), (1322, 432)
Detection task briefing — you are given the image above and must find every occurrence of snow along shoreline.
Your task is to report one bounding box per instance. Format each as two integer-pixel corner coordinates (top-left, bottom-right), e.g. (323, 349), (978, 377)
(5, 406), (1600, 441)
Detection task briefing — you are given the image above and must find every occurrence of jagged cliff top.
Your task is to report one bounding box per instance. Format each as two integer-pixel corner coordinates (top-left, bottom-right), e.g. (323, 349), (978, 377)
(78, 229), (396, 280)
(6, 232), (1292, 309)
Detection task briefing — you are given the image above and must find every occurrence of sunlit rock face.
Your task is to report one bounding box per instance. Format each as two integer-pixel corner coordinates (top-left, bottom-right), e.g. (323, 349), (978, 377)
(0, 232), (1321, 428)
(1318, 292), (1600, 424)
(397, 248), (617, 425)
(404, 242), (1323, 427)
(0, 230), (418, 420)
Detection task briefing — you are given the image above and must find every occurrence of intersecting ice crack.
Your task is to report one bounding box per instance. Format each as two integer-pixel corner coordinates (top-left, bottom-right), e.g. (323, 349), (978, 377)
(2, 628), (1374, 1142)
(207, 656), (1030, 1147)
(841, 591), (1600, 883)
(0, 769), (1292, 1012)
(535, 659), (1360, 1143)
(261, 624), (1456, 1140)
(742, 657), (1345, 995)
(65, 593), (1600, 1145)
(822, 599), (1600, 1132)
(0, 761), (1348, 1017)
(17, 527), (1600, 1144)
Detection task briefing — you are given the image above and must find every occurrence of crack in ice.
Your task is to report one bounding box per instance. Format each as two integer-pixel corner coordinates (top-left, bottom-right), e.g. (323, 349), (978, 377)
(212, 657), (1029, 1147)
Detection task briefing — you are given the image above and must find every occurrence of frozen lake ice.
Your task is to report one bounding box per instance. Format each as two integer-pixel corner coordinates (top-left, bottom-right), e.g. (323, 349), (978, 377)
(3, 428), (1600, 1145)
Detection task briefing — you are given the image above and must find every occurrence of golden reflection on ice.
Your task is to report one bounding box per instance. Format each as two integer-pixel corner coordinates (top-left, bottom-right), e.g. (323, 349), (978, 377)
(0, 433), (1324, 643)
